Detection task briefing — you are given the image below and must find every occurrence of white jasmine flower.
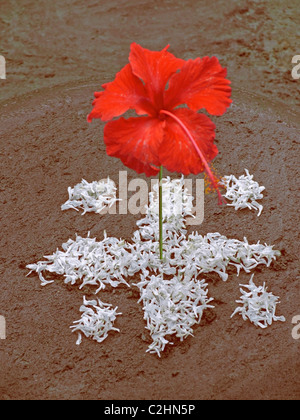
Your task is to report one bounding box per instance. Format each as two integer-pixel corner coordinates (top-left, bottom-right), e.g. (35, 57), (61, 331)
(148, 176), (194, 220)
(61, 178), (119, 215)
(135, 274), (214, 357)
(222, 169), (265, 216)
(231, 274), (286, 328)
(27, 233), (131, 292)
(70, 296), (122, 344)
(27, 229), (280, 293)
(27, 174), (284, 356)
(137, 176), (194, 240)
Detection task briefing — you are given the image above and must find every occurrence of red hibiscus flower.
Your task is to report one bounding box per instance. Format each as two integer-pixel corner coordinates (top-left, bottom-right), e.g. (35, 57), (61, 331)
(88, 43), (232, 203)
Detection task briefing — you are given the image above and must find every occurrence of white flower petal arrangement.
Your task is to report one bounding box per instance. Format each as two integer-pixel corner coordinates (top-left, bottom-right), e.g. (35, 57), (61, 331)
(135, 274), (214, 357)
(231, 274), (286, 328)
(27, 233), (131, 292)
(27, 174), (285, 356)
(71, 296), (122, 345)
(61, 178), (119, 215)
(222, 169), (265, 216)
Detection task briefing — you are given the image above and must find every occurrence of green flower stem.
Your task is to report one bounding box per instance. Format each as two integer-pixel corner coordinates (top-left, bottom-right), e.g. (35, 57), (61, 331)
(159, 166), (163, 260)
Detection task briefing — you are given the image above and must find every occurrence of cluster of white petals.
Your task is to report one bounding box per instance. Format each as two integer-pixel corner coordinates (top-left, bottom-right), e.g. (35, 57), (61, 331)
(231, 275), (286, 328)
(27, 175), (284, 353)
(61, 178), (119, 215)
(135, 274), (214, 356)
(137, 176), (194, 238)
(130, 230), (280, 283)
(148, 176), (194, 220)
(222, 169), (265, 216)
(70, 296), (122, 345)
(27, 232), (131, 293)
(27, 229), (280, 295)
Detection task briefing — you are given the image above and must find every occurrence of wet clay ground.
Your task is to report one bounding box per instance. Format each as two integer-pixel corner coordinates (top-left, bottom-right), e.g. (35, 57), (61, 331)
(0, 0), (299, 400)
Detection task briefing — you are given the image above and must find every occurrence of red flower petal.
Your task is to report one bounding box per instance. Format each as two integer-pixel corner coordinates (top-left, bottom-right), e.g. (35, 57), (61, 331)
(116, 153), (160, 177)
(164, 57), (232, 116)
(87, 64), (156, 122)
(159, 108), (218, 175)
(129, 43), (185, 110)
(103, 116), (165, 176)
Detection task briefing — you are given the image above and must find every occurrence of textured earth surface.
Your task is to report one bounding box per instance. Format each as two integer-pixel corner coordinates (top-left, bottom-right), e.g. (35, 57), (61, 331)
(0, 0), (299, 400)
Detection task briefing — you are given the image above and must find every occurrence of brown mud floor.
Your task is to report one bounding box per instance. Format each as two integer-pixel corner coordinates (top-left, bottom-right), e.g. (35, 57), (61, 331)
(0, 0), (299, 400)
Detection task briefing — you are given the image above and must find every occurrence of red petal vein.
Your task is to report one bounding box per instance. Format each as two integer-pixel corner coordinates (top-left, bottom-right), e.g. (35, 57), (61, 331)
(87, 63), (155, 122)
(165, 56), (232, 116)
(103, 116), (165, 175)
(129, 43), (185, 111)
